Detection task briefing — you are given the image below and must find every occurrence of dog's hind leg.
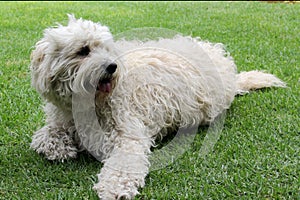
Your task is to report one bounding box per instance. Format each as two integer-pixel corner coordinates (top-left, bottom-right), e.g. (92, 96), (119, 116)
(30, 103), (78, 161)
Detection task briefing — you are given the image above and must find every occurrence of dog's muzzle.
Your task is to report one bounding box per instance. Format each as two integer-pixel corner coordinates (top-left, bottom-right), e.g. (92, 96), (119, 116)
(96, 63), (117, 93)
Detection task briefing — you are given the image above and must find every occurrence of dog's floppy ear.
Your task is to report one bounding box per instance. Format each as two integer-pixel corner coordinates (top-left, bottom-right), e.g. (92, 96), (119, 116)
(30, 38), (51, 95)
(30, 40), (46, 67)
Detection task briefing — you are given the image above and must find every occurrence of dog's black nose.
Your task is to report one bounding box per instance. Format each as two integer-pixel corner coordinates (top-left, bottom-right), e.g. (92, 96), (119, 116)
(106, 63), (117, 74)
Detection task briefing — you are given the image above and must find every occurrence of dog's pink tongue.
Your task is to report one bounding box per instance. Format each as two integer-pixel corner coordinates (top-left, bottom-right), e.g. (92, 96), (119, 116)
(99, 82), (111, 93)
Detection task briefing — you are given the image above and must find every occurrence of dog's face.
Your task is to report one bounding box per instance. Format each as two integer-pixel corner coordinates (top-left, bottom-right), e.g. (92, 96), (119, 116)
(30, 15), (119, 108)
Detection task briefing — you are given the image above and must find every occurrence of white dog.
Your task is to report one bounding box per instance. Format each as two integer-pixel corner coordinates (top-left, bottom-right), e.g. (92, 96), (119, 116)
(30, 15), (286, 199)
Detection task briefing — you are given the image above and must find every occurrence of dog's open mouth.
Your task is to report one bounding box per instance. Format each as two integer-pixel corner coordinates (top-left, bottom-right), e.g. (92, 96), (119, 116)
(96, 63), (117, 93)
(97, 78), (113, 93)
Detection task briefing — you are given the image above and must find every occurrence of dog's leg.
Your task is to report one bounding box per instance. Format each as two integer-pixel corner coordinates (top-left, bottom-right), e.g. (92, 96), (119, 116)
(93, 129), (152, 199)
(30, 103), (78, 161)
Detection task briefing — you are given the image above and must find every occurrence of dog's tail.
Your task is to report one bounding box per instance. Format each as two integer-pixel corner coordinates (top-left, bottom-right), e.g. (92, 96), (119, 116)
(236, 70), (286, 95)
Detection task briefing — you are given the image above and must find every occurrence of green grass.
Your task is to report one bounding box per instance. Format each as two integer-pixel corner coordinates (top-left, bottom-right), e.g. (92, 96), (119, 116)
(0, 1), (299, 199)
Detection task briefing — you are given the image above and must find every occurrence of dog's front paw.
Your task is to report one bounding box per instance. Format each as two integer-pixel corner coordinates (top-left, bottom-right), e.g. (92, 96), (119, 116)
(93, 171), (140, 200)
(30, 126), (78, 161)
(93, 152), (149, 200)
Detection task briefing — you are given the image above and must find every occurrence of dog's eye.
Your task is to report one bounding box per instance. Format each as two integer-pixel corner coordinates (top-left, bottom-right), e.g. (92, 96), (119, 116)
(77, 46), (90, 57)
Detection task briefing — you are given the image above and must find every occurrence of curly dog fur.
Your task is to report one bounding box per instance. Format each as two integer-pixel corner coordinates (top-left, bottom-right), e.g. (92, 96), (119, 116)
(30, 15), (286, 199)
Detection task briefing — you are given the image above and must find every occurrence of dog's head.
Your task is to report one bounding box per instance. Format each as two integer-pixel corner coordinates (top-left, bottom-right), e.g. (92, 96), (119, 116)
(30, 14), (119, 109)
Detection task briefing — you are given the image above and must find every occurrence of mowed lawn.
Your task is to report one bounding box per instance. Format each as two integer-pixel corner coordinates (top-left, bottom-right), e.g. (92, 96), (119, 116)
(0, 2), (299, 199)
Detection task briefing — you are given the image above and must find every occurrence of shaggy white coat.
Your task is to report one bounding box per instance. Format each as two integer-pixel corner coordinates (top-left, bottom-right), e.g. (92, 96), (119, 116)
(30, 15), (286, 199)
